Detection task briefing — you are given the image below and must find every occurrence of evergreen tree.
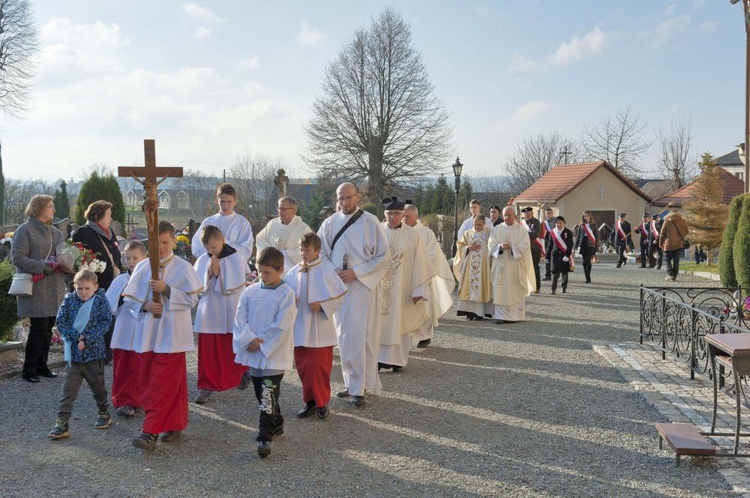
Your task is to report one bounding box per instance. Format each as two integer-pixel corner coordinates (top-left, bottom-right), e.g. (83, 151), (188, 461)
(422, 184), (435, 214)
(301, 182), (336, 229)
(458, 177), (473, 210)
(683, 153), (728, 266)
(720, 194), (744, 288)
(53, 180), (71, 219)
(75, 167), (125, 226)
(412, 186), (424, 212)
(432, 175), (455, 215)
(734, 192), (750, 289)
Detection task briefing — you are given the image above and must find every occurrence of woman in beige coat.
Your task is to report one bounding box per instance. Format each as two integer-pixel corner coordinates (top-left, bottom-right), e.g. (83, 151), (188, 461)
(658, 209), (689, 282)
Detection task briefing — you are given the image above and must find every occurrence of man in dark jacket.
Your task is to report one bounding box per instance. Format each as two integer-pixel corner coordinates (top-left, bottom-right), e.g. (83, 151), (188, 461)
(610, 213), (633, 268)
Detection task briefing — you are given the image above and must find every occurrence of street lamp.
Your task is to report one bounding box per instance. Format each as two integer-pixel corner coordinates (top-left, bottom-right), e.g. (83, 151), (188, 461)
(731, 0), (750, 193)
(451, 156), (464, 257)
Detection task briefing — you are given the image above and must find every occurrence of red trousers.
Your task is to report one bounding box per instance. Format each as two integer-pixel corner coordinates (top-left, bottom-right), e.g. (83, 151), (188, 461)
(294, 346), (333, 407)
(111, 349), (141, 409)
(139, 351), (188, 434)
(197, 333), (248, 392)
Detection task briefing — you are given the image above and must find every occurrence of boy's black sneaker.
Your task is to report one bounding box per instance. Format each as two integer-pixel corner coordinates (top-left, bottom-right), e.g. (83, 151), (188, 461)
(238, 371), (252, 391)
(257, 440), (272, 458)
(94, 411), (112, 429)
(48, 419), (69, 440)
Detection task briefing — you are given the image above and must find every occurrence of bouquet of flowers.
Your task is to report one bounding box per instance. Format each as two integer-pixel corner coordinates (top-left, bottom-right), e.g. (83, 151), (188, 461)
(55, 241), (107, 274)
(175, 232), (192, 260)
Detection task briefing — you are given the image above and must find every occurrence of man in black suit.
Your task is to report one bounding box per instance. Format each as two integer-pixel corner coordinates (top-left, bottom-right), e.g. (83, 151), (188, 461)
(541, 207), (555, 281)
(520, 206), (543, 294)
(648, 213), (663, 270)
(610, 213), (633, 268)
(633, 213), (651, 268)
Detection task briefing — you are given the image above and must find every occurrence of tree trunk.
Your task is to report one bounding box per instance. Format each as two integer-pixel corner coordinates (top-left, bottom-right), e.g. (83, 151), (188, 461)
(367, 136), (385, 205)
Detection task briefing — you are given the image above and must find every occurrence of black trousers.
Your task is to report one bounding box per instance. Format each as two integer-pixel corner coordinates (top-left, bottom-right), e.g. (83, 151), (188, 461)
(616, 245), (627, 266)
(551, 271), (568, 292)
(252, 373), (284, 442)
(531, 249), (541, 290)
(544, 256), (551, 278)
(24, 316), (55, 376)
(639, 244), (649, 267)
(581, 248), (595, 282)
(665, 249), (681, 278)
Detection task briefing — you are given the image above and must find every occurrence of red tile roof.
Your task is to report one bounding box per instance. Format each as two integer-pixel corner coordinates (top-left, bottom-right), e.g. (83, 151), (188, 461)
(651, 168), (745, 207)
(515, 161), (651, 202)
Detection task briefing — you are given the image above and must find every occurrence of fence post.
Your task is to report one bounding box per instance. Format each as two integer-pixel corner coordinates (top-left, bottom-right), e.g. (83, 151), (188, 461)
(690, 307), (697, 380)
(639, 285), (644, 345)
(661, 291), (667, 361)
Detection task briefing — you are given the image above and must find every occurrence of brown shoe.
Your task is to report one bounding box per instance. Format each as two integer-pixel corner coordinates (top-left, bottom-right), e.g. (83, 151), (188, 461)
(160, 431), (182, 443)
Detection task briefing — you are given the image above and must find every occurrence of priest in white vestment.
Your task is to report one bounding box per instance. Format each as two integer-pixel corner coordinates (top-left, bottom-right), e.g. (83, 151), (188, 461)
(403, 204), (455, 347)
(489, 207), (536, 323)
(255, 196), (312, 276)
(192, 183), (254, 263)
(317, 183), (390, 408)
(377, 198), (434, 371)
(456, 199), (483, 241)
(454, 214), (494, 320)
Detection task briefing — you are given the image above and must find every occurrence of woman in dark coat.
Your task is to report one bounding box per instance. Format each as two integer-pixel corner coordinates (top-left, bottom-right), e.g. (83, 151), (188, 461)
(11, 195), (67, 383)
(71, 200), (122, 291)
(546, 216), (574, 294)
(71, 200), (122, 361)
(574, 211), (598, 284)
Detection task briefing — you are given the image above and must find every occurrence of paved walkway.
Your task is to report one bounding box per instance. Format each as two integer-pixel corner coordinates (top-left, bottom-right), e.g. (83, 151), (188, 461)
(0, 261), (746, 497)
(597, 340), (750, 495)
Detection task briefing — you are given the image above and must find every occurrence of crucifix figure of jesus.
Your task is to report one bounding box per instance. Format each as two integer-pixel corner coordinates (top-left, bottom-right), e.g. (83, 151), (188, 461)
(118, 139), (183, 318)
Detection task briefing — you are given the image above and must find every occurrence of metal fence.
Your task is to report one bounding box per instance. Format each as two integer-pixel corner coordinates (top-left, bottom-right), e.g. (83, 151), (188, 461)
(639, 285), (749, 380)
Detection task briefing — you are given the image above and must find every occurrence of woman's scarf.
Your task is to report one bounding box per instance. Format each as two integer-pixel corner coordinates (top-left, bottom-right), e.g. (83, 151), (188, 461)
(87, 220), (113, 241)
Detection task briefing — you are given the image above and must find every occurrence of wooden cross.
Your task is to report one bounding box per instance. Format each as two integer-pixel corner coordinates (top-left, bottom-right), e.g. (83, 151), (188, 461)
(118, 139), (183, 318)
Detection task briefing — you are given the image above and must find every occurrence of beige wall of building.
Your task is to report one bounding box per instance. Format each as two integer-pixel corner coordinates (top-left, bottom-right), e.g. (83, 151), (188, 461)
(559, 168), (649, 224)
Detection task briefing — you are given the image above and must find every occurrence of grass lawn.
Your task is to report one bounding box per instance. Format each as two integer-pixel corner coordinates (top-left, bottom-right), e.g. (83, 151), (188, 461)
(681, 262), (720, 274)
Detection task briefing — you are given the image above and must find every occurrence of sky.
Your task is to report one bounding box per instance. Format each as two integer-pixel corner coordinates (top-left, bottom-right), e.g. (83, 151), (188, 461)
(1, 0), (747, 184)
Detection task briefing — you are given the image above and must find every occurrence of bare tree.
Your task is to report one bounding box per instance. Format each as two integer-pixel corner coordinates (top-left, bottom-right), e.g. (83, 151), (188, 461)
(3, 178), (54, 225)
(581, 105), (651, 178)
(228, 152), (282, 226)
(0, 0), (38, 118)
(503, 131), (578, 195)
(657, 114), (695, 189)
(305, 8), (453, 204)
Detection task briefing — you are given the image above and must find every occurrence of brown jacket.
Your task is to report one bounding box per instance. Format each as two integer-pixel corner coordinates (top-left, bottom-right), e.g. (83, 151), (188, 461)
(658, 211), (688, 252)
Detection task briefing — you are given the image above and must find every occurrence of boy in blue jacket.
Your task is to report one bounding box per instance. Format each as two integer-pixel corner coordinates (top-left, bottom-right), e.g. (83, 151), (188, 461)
(48, 269), (113, 439)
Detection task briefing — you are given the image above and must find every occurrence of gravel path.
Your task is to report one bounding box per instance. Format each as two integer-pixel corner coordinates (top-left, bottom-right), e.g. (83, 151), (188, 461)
(0, 262), (734, 497)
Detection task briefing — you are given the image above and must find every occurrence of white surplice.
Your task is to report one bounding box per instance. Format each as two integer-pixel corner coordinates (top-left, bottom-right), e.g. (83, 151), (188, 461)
(412, 222), (456, 342)
(232, 282), (297, 371)
(318, 209), (390, 396)
(457, 216), (475, 242)
(193, 248), (247, 334)
(255, 215), (312, 275)
(488, 222), (536, 321)
(378, 223), (433, 367)
(192, 211), (254, 262)
(107, 272), (138, 350)
(122, 255), (203, 353)
(286, 258), (347, 347)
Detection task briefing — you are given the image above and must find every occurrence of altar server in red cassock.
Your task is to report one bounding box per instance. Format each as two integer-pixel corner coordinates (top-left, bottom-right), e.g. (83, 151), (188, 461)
(192, 225), (249, 404)
(107, 240), (147, 418)
(286, 232), (347, 419)
(123, 221), (203, 450)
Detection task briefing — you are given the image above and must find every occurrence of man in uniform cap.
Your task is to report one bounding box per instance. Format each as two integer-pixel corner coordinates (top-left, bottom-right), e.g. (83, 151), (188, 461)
(633, 213), (651, 268)
(610, 213), (633, 268)
(520, 207), (543, 293)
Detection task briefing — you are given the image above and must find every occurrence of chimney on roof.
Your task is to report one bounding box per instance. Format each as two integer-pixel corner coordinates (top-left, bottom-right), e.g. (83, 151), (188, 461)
(738, 143), (746, 166)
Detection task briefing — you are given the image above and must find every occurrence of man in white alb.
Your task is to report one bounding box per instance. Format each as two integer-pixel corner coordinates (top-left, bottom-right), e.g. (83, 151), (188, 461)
(317, 183), (390, 408)
(489, 207), (536, 324)
(256, 196), (312, 275)
(457, 199), (482, 241)
(192, 183), (254, 263)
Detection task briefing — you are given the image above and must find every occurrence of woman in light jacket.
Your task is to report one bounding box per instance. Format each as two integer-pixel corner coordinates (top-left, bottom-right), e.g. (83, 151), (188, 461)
(11, 195), (67, 383)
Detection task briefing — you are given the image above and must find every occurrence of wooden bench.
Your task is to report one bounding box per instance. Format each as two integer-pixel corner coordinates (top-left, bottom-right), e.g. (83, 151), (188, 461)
(655, 423), (716, 467)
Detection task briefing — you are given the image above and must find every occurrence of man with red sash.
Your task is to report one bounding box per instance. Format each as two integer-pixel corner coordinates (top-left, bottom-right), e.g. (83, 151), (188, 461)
(648, 213), (663, 270)
(540, 208), (555, 281)
(520, 207), (544, 294)
(546, 216), (574, 294)
(574, 211), (598, 283)
(609, 213), (633, 268)
(633, 213), (651, 268)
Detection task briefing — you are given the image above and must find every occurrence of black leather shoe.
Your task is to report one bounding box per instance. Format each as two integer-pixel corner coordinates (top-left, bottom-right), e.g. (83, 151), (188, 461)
(392, 366), (403, 373)
(417, 339), (431, 348)
(39, 370), (58, 378)
(542, 277), (551, 281)
(495, 319), (504, 324)
(336, 389), (351, 398)
(350, 396), (366, 408)
(22, 372), (40, 383)
(562, 288), (567, 293)
(317, 406), (329, 419)
(296, 402), (318, 418)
